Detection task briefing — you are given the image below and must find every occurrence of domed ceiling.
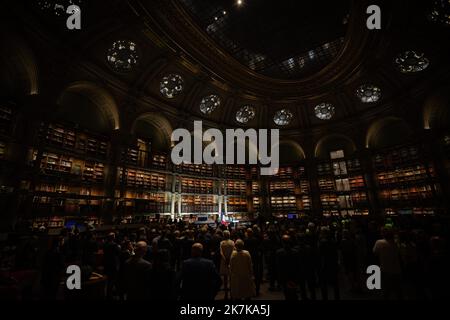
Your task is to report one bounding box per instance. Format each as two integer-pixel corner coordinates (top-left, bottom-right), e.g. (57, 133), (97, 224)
(179, 0), (351, 79)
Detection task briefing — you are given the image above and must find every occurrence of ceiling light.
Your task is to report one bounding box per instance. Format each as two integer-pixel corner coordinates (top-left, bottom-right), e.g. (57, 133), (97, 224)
(223, 10), (227, 15)
(237, 0), (243, 6)
(214, 16), (218, 21)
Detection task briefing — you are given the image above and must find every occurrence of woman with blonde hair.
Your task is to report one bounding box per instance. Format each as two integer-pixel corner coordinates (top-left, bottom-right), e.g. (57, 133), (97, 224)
(219, 230), (235, 299)
(230, 239), (256, 300)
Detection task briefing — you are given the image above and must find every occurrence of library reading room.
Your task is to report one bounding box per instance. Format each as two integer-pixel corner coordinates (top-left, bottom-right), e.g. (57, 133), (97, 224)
(0, 0), (450, 303)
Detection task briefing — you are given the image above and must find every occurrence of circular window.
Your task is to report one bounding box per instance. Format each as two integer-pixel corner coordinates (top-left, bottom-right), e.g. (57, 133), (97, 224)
(236, 105), (256, 124)
(160, 74), (184, 99)
(200, 95), (221, 114)
(356, 84), (382, 103)
(314, 103), (335, 120)
(106, 40), (139, 73)
(395, 51), (429, 73)
(273, 109), (293, 126)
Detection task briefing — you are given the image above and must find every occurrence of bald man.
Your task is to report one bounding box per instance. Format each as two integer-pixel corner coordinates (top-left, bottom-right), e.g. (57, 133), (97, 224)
(119, 241), (152, 300)
(178, 243), (222, 301)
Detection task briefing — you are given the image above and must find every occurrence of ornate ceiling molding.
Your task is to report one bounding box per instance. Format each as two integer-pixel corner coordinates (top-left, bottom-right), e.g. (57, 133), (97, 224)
(130, 0), (379, 99)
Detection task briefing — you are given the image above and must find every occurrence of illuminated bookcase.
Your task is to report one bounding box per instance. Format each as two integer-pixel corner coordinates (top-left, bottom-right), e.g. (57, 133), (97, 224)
(226, 196), (247, 213)
(224, 165), (247, 179)
(152, 153), (167, 170)
(268, 164), (311, 216)
(181, 194), (218, 214)
(252, 196), (260, 212)
(269, 165), (296, 215)
(119, 168), (167, 191)
(318, 150), (369, 217)
(176, 163), (214, 176)
(226, 179), (247, 195)
(122, 191), (171, 214)
(270, 195), (297, 214)
(178, 177), (215, 194)
(32, 151), (105, 183)
(374, 145), (438, 215)
(40, 122), (108, 158)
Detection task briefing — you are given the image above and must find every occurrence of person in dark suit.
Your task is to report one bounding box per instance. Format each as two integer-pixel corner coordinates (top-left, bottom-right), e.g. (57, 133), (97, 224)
(120, 241), (152, 300)
(178, 243), (222, 301)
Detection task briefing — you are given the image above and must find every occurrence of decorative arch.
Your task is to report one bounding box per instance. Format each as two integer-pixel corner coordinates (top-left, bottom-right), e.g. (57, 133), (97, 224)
(276, 139), (306, 164)
(423, 88), (450, 130)
(0, 31), (39, 96)
(315, 134), (357, 159)
(131, 112), (173, 151)
(57, 81), (120, 131)
(366, 117), (413, 149)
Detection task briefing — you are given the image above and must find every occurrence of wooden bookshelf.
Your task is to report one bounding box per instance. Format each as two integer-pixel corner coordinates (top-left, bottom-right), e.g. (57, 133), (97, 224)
(42, 123), (76, 149)
(181, 194), (218, 213)
(31, 216), (65, 229)
(373, 145), (438, 215)
(270, 195), (296, 212)
(120, 168), (167, 191)
(34, 151), (105, 183)
(176, 163), (214, 176)
(227, 196), (247, 213)
(179, 177), (215, 194)
(269, 180), (295, 193)
(252, 196), (260, 212)
(152, 153), (167, 169)
(41, 122), (108, 158)
(225, 165), (246, 179)
(39, 152), (72, 174)
(273, 166), (294, 179)
(82, 161), (104, 182)
(252, 181), (260, 194)
(317, 150), (369, 216)
(226, 180), (247, 195)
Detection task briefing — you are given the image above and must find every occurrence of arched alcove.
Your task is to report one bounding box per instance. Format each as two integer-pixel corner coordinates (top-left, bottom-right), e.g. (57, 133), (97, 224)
(315, 134), (356, 159)
(423, 89), (450, 131)
(0, 30), (39, 96)
(131, 112), (173, 152)
(366, 117), (413, 149)
(57, 81), (120, 133)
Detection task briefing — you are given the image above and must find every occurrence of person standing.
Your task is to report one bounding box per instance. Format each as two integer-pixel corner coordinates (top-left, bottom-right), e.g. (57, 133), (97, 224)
(219, 230), (235, 299)
(276, 235), (300, 300)
(120, 241), (152, 300)
(230, 239), (256, 300)
(103, 232), (121, 299)
(373, 226), (403, 300)
(244, 228), (263, 296)
(178, 243), (222, 301)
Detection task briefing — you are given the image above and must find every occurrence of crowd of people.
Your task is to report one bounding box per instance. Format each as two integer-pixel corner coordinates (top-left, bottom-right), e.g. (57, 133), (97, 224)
(1, 216), (449, 300)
